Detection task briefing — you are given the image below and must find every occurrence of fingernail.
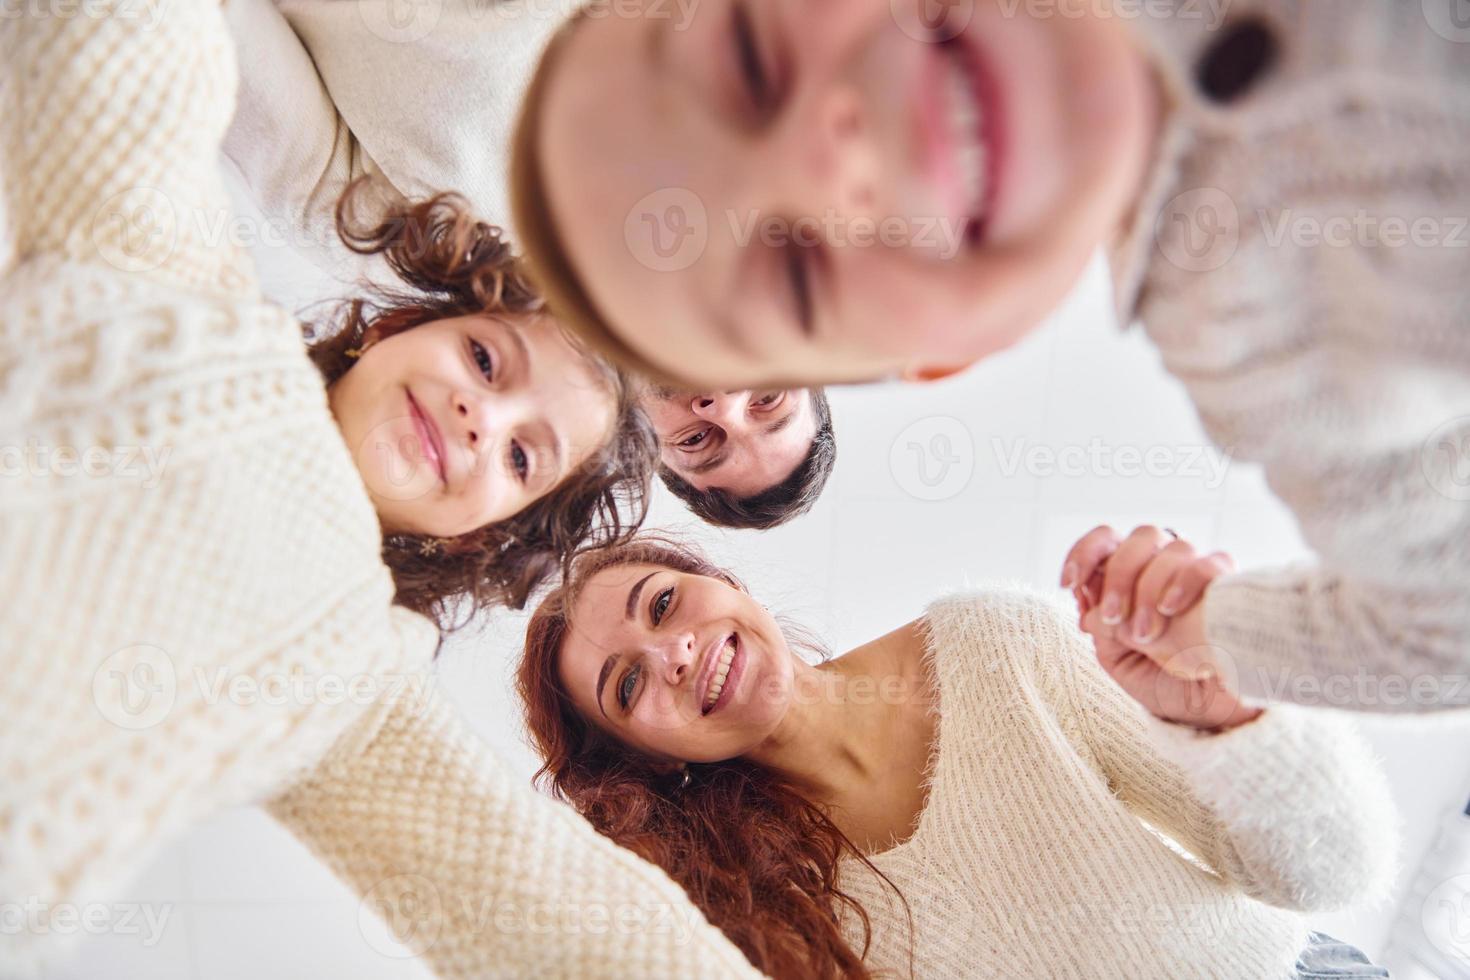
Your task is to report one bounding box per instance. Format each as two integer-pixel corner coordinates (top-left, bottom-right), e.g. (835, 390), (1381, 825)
(1061, 562), (1078, 588)
(1133, 608), (1158, 643)
(1158, 587), (1183, 616)
(1101, 594), (1122, 625)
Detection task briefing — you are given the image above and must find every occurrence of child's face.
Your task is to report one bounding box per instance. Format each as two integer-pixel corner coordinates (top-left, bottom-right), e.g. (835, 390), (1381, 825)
(328, 313), (615, 537)
(537, 0), (1156, 387)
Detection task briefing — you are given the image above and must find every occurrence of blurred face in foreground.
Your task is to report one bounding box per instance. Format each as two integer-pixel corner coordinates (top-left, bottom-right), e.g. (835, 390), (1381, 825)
(534, 0), (1157, 387)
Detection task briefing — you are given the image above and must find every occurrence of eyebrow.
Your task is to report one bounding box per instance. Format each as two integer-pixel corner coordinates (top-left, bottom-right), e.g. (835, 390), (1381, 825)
(763, 411), (796, 437)
(685, 449), (730, 477)
(625, 571), (656, 620)
(594, 571), (658, 720)
(594, 655), (616, 722)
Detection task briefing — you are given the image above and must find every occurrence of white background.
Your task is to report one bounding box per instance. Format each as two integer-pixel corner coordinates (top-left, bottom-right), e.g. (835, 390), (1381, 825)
(42, 172), (1470, 978)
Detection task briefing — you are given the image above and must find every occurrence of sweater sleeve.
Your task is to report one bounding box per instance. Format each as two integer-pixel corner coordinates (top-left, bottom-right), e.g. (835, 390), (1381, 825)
(267, 681), (765, 979)
(220, 0), (406, 280)
(1057, 605), (1400, 914)
(1204, 414), (1470, 713)
(1, 0), (256, 296)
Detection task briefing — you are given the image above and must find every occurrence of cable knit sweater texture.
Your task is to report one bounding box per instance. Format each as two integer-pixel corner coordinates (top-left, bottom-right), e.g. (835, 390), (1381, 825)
(839, 589), (1397, 980)
(1109, 0), (1470, 711)
(0, 5), (758, 977)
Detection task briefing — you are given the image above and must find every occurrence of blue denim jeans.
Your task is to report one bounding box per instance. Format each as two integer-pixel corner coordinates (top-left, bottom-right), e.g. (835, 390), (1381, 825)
(1295, 932), (1391, 979)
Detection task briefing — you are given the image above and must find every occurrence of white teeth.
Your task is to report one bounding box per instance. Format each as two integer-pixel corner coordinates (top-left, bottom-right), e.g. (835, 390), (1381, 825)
(946, 47), (987, 221)
(703, 638), (737, 711)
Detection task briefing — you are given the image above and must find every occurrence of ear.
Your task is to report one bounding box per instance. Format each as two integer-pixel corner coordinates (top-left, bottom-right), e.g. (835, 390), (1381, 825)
(900, 361), (975, 384)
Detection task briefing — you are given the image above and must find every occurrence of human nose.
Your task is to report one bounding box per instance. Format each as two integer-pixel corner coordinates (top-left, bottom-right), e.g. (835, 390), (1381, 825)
(775, 81), (878, 220)
(450, 388), (515, 467)
(689, 391), (749, 426)
(653, 630), (698, 687)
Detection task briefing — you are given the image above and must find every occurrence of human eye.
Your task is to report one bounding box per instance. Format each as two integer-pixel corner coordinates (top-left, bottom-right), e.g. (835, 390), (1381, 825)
(752, 390), (782, 408)
(785, 244), (814, 336)
(677, 426), (713, 450)
(509, 441), (529, 483)
(730, 1), (771, 113)
(469, 339), (495, 381)
(651, 586), (674, 625)
(617, 663), (642, 711)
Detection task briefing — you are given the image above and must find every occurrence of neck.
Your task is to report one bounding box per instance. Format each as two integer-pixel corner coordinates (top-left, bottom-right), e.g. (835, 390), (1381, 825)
(743, 626), (925, 806)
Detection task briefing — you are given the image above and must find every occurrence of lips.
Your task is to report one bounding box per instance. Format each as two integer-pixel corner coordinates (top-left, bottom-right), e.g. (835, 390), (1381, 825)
(405, 390), (447, 485)
(917, 32), (1005, 250)
(699, 633), (743, 716)
(944, 34), (1006, 245)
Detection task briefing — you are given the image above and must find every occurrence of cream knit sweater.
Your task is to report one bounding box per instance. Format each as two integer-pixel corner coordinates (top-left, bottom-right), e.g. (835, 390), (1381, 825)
(1110, 0), (1470, 712)
(0, 6), (758, 978)
(839, 589), (1397, 980)
(221, 0), (577, 275)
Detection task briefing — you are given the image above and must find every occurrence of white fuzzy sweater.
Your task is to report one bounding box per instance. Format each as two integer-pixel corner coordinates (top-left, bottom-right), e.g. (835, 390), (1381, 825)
(839, 589), (1397, 979)
(0, 5), (758, 977)
(1111, 0), (1470, 712)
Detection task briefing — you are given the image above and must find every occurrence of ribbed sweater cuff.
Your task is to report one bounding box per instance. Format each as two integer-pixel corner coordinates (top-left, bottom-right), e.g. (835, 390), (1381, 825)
(1204, 572), (1325, 704)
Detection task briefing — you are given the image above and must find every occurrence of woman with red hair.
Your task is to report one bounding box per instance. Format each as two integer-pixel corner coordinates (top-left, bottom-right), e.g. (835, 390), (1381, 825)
(519, 534), (1396, 979)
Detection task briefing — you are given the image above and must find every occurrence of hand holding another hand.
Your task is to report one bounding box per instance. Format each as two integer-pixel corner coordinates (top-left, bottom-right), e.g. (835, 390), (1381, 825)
(1062, 525), (1262, 732)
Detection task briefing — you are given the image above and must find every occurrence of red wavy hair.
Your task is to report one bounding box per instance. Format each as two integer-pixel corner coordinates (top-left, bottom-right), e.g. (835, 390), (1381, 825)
(517, 536), (909, 979)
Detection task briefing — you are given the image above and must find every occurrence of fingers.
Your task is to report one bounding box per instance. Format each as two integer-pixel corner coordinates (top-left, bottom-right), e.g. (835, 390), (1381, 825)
(1130, 539), (1197, 643)
(1156, 551), (1235, 616)
(1080, 607), (1130, 670)
(1061, 525), (1123, 590)
(1098, 525), (1173, 629)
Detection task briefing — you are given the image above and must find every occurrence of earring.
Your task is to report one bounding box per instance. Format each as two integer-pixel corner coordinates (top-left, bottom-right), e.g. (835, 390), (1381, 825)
(344, 347), (364, 360)
(679, 766), (691, 789)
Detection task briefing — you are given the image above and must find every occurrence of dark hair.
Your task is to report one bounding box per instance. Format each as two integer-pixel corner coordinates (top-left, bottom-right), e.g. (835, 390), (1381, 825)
(306, 181), (657, 629)
(658, 388), (836, 530)
(518, 536), (907, 979)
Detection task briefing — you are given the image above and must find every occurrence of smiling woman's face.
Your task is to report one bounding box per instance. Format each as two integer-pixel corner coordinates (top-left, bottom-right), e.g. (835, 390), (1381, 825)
(557, 562), (795, 764)
(536, 0), (1156, 388)
(641, 387), (815, 496)
(328, 313), (615, 537)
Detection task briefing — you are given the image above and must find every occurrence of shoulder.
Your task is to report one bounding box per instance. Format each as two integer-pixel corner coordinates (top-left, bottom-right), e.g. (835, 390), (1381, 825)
(917, 585), (1090, 698)
(920, 585), (1081, 657)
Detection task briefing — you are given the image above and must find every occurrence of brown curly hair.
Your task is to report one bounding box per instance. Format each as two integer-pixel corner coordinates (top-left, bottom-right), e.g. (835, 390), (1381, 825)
(518, 535), (911, 979)
(305, 181), (657, 629)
